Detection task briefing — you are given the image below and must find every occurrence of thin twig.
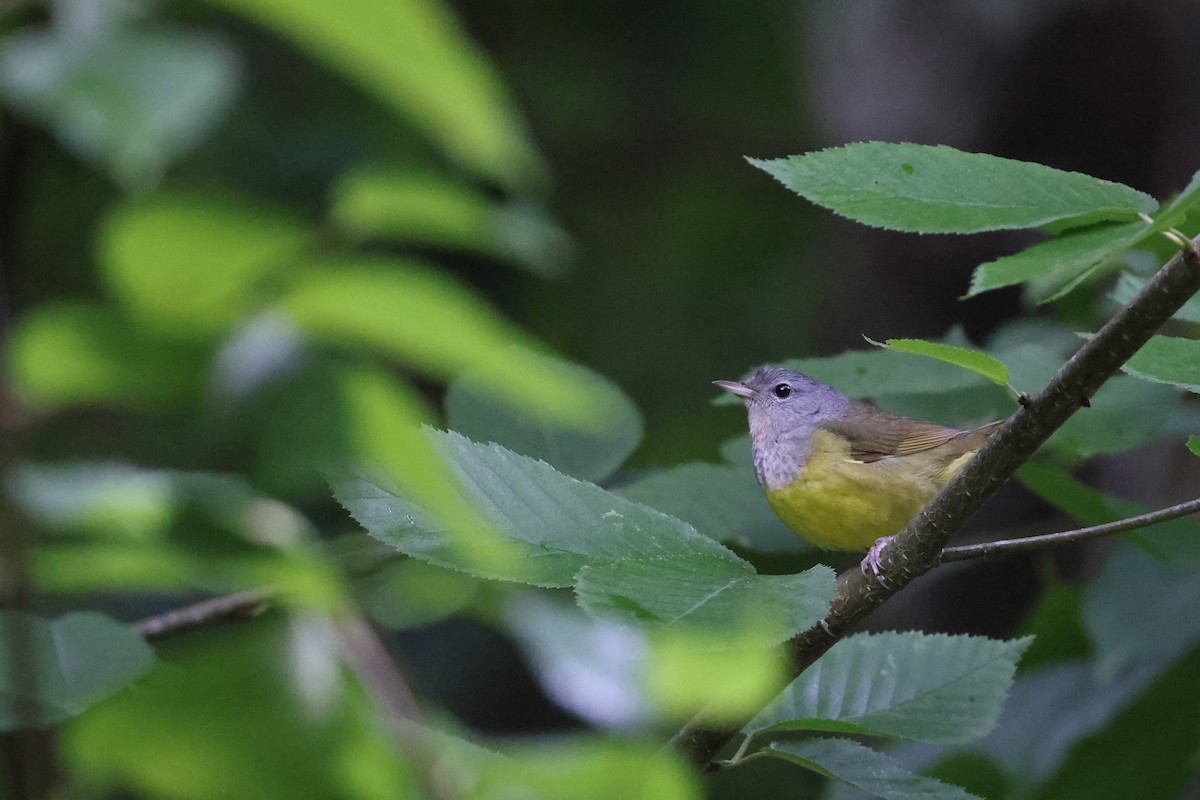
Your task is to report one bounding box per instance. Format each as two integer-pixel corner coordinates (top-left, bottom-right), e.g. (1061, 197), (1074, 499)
(940, 497), (1200, 563)
(672, 234), (1200, 767)
(131, 589), (273, 641)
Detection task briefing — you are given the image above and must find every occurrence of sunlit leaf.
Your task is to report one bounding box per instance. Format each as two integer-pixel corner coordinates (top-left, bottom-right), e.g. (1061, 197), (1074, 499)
(5, 303), (205, 410)
(62, 618), (417, 800)
(866, 338), (1010, 388)
(331, 167), (570, 276)
(281, 256), (583, 421)
(203, 0), (543, 188)
(446, 355), (642, 483)
(0, 611), (153, 730)
(749, 143), (1154, 234)
(765, 738), (981, 800)
(100, 193), (311, 335)
(744, 632), (1031, 744)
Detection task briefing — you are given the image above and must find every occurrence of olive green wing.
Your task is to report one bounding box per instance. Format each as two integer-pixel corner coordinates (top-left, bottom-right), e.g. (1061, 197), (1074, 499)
(826, 400), (999, 464)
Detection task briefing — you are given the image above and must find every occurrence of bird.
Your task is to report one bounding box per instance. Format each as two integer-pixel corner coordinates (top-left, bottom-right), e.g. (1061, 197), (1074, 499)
(714, 365), (1000, 554)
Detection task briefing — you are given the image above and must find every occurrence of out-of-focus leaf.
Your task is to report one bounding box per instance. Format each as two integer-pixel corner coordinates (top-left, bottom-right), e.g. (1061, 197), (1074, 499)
(749, 143), (1154, 234)
(62, 617), (417, 800)
(0, 611), (153, 730)
(1122, 335), (1200, 393)
(331, 168), (571, 277)
(744, 632), (1031, 744)
(203, 0), (543, 188)
(5, 303), (205, 410)
(12, 462), (340, 602)
(866, 338), (1011, 388)
(576, 557), (833, 640)
(281, 256), (584, 421)
(446, 355), (642, 483)
(332, 429), (741, 587)
(1188, 435), (1200, 457)
(1083, 545), (1200, 685)
(505, 593), (648, 731)
(473, 737), (701, 800)
(1027, 648), (1200, 800)
(1046, 376), (1177, 460)
(0, 6), (239, 188)
(355, 558), (479, 630)
(1109, 272), (1200, 324)
(765, 738), (981, 800)
(618, 459), (809, 553)
(1017, 462), (1200, 563)
(967, 221), (1149, 299)
(99, 193), (311, 335)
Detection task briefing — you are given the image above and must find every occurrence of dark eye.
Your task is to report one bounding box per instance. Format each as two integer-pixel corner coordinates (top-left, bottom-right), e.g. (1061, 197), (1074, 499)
(773, 383), (792, 399)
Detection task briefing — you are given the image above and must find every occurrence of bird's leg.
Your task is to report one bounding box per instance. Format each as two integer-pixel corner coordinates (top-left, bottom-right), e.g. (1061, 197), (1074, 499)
(861, 535), (896, 588)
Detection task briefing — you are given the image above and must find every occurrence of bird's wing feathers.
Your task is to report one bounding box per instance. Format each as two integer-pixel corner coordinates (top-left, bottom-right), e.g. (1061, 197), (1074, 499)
(827, 401), (999, 464)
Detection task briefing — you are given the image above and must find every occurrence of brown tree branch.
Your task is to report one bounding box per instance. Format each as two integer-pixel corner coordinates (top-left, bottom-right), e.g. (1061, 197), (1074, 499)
(940, 497), (1200, 563)
(131, 589), (273, 641)
(672, 234), (1200, 767)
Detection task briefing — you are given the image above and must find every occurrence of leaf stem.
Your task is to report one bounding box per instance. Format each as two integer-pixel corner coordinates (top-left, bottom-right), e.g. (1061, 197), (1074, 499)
(939, 497), (1200, 563)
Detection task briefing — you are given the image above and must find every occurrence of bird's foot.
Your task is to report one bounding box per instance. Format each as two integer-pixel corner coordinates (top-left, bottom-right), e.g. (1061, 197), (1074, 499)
(861, 535), (896, 588)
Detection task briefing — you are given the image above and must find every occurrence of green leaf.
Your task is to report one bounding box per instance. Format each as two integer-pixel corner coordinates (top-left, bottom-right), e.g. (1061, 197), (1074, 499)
(1017, 462), (1200, 563)
(331, 167), (570, 277)
(1046, 376), (1177, 460)
(332, 429), (744, 587)
(1110, 272), (1200, 324)
(749, 143), (1155, 234)
(280, 256), (583, 421)
(576, 557), (834, 639)
(1123, 335), (1200, 393)
(1082, 546), (1200, 685)
(744, 632), (1031, 744)
(619, 460), (809, 553)
(63, 617), (417, 800)
(0, 18), (238, 188)
(203, 0), (543, 188)
(1188, 435), (1200, 457)
(5, 303), (205, 410)
(100, 193), (311, 335)
(769, 348), (994, 400)
(966, 220), (1149, 299)
(866, 338), (1010, 388)
(1157, 167), (1200, 221)
(0, 611), (153, 729)
(445, 355), (643, 483)
(765, 738), (981, 800)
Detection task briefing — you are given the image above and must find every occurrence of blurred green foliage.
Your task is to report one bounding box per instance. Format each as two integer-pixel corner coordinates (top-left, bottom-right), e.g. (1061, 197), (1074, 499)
(3, 1), (1200, 799)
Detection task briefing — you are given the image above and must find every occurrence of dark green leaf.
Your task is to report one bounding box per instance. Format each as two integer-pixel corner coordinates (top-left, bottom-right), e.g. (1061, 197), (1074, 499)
(775, 348), (993, 399)
(745, 632), (1031, 743)
(1046, 376), (1177, 459)
(576, 557), (833, 640)
(765, 738), (981, 800)
(0, 612), (153, 729)
(445, 355), (642, 483)
(332, 430), (744, 587)
(750, 143), (1154, 234)
(1109, 272), (1200, 324)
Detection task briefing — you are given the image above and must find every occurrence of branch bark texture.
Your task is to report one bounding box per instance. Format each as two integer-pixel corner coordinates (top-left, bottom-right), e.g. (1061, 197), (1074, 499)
(673, 236), (1200, 767)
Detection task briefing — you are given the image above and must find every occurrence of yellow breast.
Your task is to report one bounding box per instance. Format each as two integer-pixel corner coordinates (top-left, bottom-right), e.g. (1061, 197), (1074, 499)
(764, 429), (973, 551)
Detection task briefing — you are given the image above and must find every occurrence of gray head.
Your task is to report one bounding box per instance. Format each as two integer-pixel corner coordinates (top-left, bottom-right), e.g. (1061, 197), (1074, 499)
(713, 366), (850, 489)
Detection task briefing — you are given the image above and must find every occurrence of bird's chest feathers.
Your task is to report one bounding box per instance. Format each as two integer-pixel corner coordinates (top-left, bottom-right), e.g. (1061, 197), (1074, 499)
(758, 429), (942, 550)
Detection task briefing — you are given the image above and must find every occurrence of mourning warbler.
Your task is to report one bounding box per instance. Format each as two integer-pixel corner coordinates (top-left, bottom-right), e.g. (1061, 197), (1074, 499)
(715, 366), (1000, 551)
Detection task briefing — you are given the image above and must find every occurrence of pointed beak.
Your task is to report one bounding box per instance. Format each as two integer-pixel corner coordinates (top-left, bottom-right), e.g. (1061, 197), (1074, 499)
(712, 379), (757, 400)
